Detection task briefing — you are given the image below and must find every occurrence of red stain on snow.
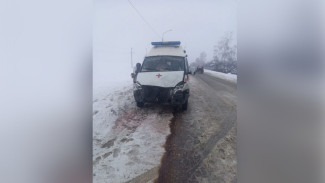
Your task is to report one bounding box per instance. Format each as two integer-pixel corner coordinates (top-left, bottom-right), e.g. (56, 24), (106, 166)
(112, 110), (147, 130)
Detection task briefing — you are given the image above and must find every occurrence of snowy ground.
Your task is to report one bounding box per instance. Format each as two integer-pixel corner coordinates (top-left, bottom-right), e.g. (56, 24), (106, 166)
(93, 86), (173, 183)
(93, 61), (173, 183)
(204, 69), (237, 83)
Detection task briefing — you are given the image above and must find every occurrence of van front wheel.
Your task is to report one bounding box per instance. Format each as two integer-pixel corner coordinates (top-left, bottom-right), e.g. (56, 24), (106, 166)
(136, 102), (144, 108)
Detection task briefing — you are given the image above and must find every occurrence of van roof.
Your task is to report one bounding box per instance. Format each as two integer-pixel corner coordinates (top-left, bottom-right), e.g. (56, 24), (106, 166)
(146, 45), (186, 57)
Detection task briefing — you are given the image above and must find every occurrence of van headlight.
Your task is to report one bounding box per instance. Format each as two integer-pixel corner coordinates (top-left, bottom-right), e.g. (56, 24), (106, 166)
(134, 82), (142, 90)
(174, 82), (185, 92)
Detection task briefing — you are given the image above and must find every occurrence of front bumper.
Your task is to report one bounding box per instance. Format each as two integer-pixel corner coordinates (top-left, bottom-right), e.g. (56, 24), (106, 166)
(134, 85), (189, 105)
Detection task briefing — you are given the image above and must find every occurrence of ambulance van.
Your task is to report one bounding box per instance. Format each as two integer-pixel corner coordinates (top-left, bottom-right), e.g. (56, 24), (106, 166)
(132, 41), (190, 110)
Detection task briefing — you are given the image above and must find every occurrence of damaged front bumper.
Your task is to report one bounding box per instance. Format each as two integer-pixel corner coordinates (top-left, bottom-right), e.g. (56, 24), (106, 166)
(133, 83), (189, 105)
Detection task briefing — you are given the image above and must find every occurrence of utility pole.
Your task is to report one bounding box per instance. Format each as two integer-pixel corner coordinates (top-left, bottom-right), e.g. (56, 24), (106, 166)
(162, 29), (172, 42)
(131, 48), (133, 68)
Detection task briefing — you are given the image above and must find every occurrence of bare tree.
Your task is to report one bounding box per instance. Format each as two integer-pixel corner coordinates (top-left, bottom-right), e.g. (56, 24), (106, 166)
(199, 52), (207, 63)
(214, 32), (236, 62)
(209, 32), (237, 74)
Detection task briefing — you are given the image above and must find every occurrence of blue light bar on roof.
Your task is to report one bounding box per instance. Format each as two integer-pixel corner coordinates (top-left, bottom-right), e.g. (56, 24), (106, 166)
(151, 41), (181, 46)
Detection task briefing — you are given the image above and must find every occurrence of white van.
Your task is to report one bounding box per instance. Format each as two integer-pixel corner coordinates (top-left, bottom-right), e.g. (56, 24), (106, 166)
(132, 41), (190, 110)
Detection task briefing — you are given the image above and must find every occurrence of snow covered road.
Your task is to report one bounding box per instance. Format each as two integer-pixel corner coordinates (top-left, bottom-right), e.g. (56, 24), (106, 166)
(157, 73), (237, 183)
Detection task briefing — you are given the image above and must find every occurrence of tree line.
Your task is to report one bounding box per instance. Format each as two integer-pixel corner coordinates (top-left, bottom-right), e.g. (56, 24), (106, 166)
(190, 32), (237, 74)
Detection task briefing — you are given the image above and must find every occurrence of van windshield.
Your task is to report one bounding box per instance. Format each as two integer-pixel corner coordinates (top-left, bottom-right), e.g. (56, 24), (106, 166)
(141, 56), (185, 72)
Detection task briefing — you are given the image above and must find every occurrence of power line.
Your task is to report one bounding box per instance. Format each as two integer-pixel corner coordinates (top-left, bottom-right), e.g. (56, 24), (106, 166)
(127, 0), (161, 39)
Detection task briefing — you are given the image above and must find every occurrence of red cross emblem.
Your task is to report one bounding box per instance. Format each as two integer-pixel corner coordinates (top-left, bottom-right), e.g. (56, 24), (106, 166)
(156, 73), (162, 78)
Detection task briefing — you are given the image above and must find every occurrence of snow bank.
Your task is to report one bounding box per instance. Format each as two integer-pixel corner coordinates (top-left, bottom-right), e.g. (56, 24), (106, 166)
(93, 85), (172, 183)
(93, 59), (172, 182)
(204, 69), (237, 83)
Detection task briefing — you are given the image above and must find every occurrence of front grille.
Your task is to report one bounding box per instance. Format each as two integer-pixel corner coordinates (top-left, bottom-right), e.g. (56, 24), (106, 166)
(142, 86), (172, 103)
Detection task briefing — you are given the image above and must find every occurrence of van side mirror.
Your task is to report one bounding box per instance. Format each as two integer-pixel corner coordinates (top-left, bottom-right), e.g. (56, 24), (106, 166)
(131, 73), (135, 78)
(136, 63), (141, 73)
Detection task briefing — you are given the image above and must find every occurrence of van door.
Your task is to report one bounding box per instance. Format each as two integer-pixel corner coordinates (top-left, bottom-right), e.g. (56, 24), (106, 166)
(184, 57), (189, 82)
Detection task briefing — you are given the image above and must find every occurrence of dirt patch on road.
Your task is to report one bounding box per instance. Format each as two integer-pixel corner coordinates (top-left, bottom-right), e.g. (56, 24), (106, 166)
(155, 111), (181, 183)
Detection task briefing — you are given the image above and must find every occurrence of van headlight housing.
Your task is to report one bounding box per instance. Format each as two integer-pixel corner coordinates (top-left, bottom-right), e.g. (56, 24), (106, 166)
(174, 81), (185, 92)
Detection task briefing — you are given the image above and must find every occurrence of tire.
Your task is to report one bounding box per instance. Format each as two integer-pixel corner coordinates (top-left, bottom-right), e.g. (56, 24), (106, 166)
(136, 102), (144, 108)
(182, 100), (188, 110)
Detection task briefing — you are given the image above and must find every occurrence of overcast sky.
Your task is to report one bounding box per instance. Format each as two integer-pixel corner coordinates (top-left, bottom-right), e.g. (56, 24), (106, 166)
(94, 0), (236, 68)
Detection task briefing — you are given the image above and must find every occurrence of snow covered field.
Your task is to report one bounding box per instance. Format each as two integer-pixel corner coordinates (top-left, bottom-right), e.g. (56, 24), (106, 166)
(204, 69), (237, 83)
